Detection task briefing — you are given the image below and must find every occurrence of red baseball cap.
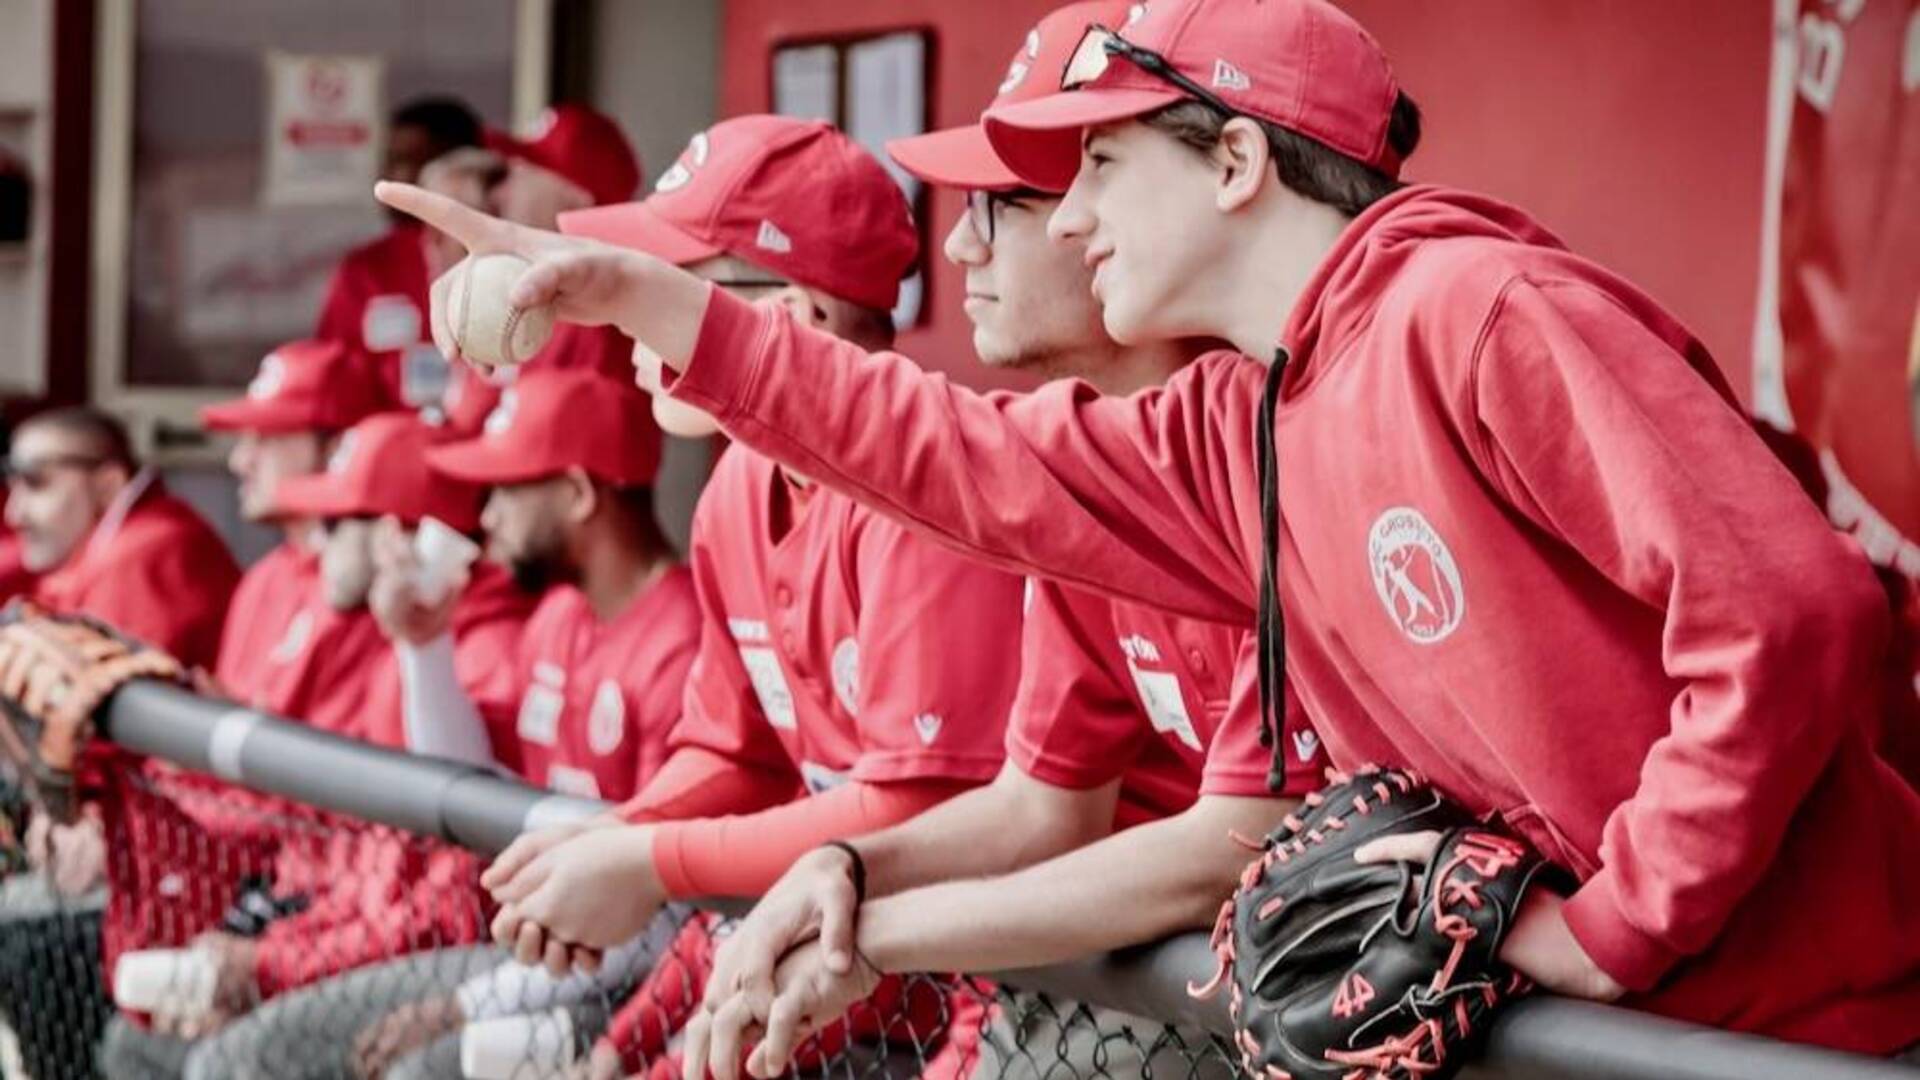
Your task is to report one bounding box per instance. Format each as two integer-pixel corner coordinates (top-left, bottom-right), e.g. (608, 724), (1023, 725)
(201, 339), (401, 434)
(887, 1), (1139, 192)
(983, 0), (1404, 193)
(492, 103), (641, 206)
(554, 115), (918, 312)
(272, 412), (484, 531)
(425, 368), (662, 489)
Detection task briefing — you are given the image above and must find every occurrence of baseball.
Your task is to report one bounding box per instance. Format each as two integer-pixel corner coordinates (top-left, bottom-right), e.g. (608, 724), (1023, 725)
(434, 253), (556, 369)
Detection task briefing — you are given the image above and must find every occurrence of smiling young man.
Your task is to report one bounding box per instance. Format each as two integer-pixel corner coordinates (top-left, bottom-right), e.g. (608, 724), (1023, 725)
(688, 7), (1322, 1079)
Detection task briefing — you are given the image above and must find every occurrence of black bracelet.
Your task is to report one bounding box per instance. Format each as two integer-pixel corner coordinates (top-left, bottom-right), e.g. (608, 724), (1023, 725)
(820, 839), (867, 904)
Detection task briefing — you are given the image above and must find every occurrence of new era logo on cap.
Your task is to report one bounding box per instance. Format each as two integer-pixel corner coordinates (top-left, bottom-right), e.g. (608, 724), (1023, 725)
(484, 389), (518, 437)
(248, 355), (288, 400)
(1213, 58), (1251, 91)
(756, 220), (794, 254)
(326, 430), (359, 475)
(654, 132), (711, 194)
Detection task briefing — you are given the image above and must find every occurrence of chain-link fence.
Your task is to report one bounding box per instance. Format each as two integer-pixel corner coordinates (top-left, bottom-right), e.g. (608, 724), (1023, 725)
(2, 683), (1914, 1080)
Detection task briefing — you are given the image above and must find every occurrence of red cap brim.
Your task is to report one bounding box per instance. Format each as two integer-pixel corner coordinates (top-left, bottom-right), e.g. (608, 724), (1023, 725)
(424, 439), (553, 488)
(983, 86), (1183, 192)
(886, 126), (1028, 192)
(200, 399), (314, 434)
(269, 473), (362, 520)
(557, 202), (723, 266)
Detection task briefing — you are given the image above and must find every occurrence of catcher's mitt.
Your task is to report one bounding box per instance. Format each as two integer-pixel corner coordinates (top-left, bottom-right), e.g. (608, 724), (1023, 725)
(0, 603), (183, 822)
(1193, 765), (1569, 1080)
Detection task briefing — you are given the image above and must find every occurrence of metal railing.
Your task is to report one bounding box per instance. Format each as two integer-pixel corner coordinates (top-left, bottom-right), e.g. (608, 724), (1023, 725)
(0, 680), (1906, 1079)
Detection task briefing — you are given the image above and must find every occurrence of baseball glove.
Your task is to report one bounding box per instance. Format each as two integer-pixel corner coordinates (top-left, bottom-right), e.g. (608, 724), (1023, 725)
(0, 603), (184, 822)
(1192, 765), (1569, 1080)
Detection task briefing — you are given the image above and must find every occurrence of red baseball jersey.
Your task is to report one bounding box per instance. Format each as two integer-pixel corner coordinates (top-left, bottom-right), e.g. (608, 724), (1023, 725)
(672, 448), (1024, 796)
(33, 481), (239, 671)
(360, 561), (538, 754)
(0, 521), (35, 606)
(477, 568), (701, 801)
(213, 542), (390, 737)
(1007, 578), (1324, 827)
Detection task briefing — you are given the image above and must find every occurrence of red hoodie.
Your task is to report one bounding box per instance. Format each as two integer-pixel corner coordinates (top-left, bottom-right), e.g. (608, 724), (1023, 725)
(663, 186), (1920, 1052)
(34, 477), (239, 670)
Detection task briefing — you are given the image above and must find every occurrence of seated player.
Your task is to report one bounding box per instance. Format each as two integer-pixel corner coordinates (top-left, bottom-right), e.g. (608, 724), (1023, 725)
(443, 116), (1030, 1080)
(182, 370), (695, 1080)
(9, 406), (237, 668)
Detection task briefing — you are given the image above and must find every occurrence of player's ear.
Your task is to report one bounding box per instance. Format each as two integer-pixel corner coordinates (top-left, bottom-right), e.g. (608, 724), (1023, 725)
(560, 466), (598, 525)
(1214, 117), (1270, 214)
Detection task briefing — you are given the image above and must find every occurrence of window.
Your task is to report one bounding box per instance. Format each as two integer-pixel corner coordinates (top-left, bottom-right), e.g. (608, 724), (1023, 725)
(771, 30), (932, 328)
(91, 0), (547, 423)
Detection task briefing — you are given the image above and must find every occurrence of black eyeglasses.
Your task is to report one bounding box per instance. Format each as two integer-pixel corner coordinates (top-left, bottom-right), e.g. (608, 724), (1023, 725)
(1062, 25), (1243, 122)
(964, 187), (1049, 244)
(706, 277), (792, 293)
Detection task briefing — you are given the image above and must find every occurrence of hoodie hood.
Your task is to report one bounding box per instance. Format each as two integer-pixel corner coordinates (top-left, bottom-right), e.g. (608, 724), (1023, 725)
(1279, 185), (1572, 391)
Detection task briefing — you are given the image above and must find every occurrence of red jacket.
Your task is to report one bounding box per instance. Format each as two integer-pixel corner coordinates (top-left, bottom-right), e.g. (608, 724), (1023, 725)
(35, 478), (239, 670)
(664, 187), (1920, 1053)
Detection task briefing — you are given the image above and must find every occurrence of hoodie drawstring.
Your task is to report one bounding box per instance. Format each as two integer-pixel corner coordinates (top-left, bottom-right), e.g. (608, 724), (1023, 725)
(1257, 348), (1290, 792)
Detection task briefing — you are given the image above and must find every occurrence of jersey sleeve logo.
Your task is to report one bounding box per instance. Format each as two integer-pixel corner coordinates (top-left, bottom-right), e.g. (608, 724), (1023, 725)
(1367, 507), (1466, 644)
(586, 679), (627, 756)
(911, 712), (944, 746)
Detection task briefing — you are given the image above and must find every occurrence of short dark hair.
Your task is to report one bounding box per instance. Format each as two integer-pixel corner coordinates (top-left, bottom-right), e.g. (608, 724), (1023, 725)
(20, 406), (136, 470)
(1141, 91), (1423, 217)
(391, 96), (484, 155)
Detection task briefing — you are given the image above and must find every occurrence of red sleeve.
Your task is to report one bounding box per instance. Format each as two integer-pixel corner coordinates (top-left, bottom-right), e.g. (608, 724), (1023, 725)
(1471, 278), (1890, 991)
(668, 288), (1261, 624)
(1202, 634), (1325, 799)
(663, 504), (800, 778)
(650, 776), (969, 899)
(613, 744), (798, 825)
(844, 516), (1024, 785)
(453, 616), (527, 720)
(1005, 579), (1151, 790)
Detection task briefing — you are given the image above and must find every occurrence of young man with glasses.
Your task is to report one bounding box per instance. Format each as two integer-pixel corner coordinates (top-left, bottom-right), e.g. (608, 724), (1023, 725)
(380, 0), (1920, 1065)
(691, 7), (1324, 1080)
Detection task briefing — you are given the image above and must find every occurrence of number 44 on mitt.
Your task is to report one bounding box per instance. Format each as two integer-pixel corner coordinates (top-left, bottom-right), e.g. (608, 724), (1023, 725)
(0, 603), (183, 823)
(1192, 765), (1572, 1080)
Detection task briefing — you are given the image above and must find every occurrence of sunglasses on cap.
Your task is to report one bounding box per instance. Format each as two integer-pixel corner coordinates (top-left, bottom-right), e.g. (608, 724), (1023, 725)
(1061, 25), (1244, 122)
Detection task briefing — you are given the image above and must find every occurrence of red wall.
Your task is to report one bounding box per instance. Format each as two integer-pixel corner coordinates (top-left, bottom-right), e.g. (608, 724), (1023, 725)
(720, 0), (1772, 399)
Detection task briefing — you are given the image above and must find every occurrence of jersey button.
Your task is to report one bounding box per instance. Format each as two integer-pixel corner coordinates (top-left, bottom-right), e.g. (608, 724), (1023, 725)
(1187, 647), (1209, 673)
(774, 585), (794, 607)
